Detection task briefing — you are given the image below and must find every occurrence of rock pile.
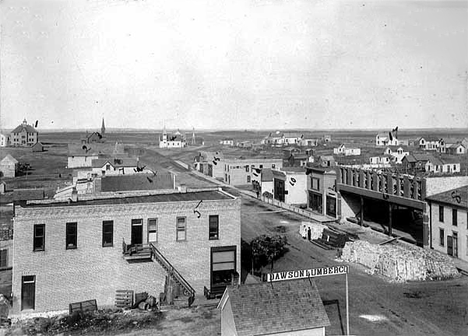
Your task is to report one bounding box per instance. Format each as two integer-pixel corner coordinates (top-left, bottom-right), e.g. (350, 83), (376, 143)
(340, 240), (460, 282)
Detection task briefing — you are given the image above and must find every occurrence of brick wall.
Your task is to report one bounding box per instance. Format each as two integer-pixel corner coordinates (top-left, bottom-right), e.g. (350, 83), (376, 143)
(12, 194), (241, 315)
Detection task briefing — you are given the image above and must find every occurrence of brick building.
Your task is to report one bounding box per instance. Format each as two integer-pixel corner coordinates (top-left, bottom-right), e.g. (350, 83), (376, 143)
(306, 166), (339, 218)
(10, 119), (38, 147)
(11, 187), (241, 315)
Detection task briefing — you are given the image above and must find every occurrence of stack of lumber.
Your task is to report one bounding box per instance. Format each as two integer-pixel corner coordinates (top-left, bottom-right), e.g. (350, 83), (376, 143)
(340, 241), (459, 282)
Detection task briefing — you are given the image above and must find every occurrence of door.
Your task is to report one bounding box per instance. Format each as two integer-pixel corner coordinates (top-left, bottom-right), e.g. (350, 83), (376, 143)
(447, 236), (453, 256)
(21, 275), (35, 310)
(131, 219), (143, 246)
(274, 179), (285, 202)
(211, 246), (236, 294)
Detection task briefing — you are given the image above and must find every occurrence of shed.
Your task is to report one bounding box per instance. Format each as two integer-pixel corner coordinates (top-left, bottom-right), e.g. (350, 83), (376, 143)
(31, 141), (44, 152)
(218, 279), (330, 336)
(0, 154), (19, 178)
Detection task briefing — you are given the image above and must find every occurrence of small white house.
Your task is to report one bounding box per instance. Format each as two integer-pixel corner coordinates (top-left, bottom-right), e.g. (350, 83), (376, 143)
(0, 133), (9, 147)
(219, 139), (234, 146)
(334, 144), (361, 156)
(384, 146), (409, 164)
(446, 143), (466, 155)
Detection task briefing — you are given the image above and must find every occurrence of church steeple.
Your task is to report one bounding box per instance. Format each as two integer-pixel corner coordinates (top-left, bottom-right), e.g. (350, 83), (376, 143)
(101, 118), (106, 135)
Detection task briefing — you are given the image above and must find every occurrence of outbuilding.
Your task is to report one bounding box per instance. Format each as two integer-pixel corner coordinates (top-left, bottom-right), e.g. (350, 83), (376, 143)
(218, 279), (330, 336)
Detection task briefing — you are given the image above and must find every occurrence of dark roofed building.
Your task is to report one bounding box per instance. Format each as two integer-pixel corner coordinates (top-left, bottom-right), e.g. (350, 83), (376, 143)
(99, 172), (175, 192)
(218, 279), (330, 336)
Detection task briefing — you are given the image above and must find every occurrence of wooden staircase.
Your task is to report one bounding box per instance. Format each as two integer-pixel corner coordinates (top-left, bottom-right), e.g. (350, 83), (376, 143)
(149, 243), (195, 307)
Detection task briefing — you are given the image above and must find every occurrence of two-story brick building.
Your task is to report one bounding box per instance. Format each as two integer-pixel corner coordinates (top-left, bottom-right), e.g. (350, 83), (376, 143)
(426, 186), (468, 262)
(11, 187), (241, 316)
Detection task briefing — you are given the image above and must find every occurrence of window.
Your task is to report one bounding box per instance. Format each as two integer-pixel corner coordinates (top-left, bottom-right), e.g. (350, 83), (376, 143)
(0, 249), (7, 268)
(439, 228), (444, 246)
(106, 164), (111, 171)
(209, 215), (219, 240)
(148, 218), (157, 243)
(247, 176), (251, 183)
(176, 217), (186, 241)
(311, 177), (320, 191)
(211, 246), (236, 291)
(66, 222), (77, 249)
(102, 221), (114, 247)
(259, 165), (263, 168)
(245, 165), (249, 172)
(439, 205), (444, 222)
(452, 209), (457, 226)
(33, 224), (45, 251)
(272, 164), (276, 169)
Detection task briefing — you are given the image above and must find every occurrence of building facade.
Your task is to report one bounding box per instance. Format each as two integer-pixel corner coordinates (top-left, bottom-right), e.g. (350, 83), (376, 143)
(306, 167), (339, 218)
(272, 168), (308, 205)
(10, 119), (38, 147)
(0, 154), (18, 178)
(224, 158), (283, 186)
(159, 128), (187, 148)
(426, 186), (468, 262)
(11, 188), (241, 315)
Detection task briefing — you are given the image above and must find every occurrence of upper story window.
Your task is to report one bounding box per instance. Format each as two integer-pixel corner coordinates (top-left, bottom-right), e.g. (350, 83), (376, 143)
(0, 249), (8, 268)
(148, 218), (157, 243)
(66, 222), (77, 249)
(209, 215), (219, 240)
(33, 224), (45, 252)
(245, 165), (249, 172)
(452, 209), (457, 226)
(176, 217), (186, 241)
(102, 220), (114, 247)
(439, 205), (444, 223)
(311, 177), (320, 191)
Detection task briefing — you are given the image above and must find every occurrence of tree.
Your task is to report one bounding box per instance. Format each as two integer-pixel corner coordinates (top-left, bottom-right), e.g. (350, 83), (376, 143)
(250, 234), (288, 274)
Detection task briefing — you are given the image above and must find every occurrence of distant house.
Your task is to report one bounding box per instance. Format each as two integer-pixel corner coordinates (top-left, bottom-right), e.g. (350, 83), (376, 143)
(31, 142), (44, 152)
(0, 154), (19, 178)
(224, 158), (283, 186)
(376, 131), (398, 146)
(81, 118), (107, 144)
(333, 144), (361, 156)
(159, 128), (186, 148)
(194, 151), (225, 180)
(0, 133), (9, 147)
(418, 136), (443, 151)
(384, 146), (409, 163)
(323, 134), (332, 142)
(218, 279), (330, 336)
(282, 133), (304, 145)
(261, 132), (285, 146)
(236, 141), (252, 148)
(299, 138), (319, 147)
(286, 153), (312, 167)
(446, 143), (466, 155)
(369, 155), (392, 165)
(91, 157), (140, 176)
(219, 138), (234, 146)
(10, 119), (38, 147)
(317, 155), (335, 168)
(402, 153), (461, 174)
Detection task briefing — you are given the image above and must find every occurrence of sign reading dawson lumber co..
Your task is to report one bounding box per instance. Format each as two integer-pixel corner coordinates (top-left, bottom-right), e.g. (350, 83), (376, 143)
(264, 265), (349, 282)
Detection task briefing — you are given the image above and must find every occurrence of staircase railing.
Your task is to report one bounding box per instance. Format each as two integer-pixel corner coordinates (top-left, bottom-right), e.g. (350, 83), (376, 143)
(149, 243), (195, 306)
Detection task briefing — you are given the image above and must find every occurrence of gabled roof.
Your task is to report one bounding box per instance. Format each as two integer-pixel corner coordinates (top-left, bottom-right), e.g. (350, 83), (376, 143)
(404, 153), (433, 163)
(100, 173), (174, 192)
(13, 188), (45, 201)
(419, 136), (442, 142)
(91, 158), (138, 168)
(1, 154), (18, 164)
(440, 156), (461, 164)
(448, 143), (465, 149)
(11, 122), (37, 134)
(426, 186), (468, 209)
(224, 279), (330, 336)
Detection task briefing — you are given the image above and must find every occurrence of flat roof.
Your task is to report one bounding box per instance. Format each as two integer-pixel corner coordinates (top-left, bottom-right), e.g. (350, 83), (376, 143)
(19, 189), (235, 208)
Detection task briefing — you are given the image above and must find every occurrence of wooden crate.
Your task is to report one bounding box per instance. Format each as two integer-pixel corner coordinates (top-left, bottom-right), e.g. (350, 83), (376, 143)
(69, 299), (98, 314)
(115, 290), (134, 308)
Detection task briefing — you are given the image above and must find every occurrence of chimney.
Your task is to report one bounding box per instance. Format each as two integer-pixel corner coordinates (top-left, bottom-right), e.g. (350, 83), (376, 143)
(71, 187), (78, 202)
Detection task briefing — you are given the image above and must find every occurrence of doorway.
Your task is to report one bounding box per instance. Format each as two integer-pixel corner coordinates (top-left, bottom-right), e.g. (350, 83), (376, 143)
(131, 219), (143, 246)
(21, 275), (35, 310)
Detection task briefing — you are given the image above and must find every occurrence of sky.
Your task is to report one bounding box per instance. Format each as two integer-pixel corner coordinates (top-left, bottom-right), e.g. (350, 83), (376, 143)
(0, 0), (467, 131)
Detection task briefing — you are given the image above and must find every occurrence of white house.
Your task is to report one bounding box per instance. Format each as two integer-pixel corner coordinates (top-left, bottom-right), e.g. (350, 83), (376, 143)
(91, 157), (140, 176)
(272, 167), (308, 205)
(419, 137), (443, 151)
(334, 144), (361, 156)
(0, 154), (19, 178)
(369, 156), (392, 165)
(384, 146), (409, 164)
(0, 133), (9, 147)
(425, 157), (461, 174)
(376, 130), (399, 146)
(159, 128), (187, 148)
(219, 139), (234, 146)
(282, 133), (304, 145)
